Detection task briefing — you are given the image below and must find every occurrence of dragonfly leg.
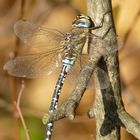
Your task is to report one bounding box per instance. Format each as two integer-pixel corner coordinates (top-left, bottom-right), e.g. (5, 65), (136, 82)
(89, 11), (115, 40)
(90, 10), (112, 30)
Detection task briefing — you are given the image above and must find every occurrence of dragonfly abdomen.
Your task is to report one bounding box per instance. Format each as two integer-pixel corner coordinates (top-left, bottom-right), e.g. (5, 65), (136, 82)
(45, 64), (67, 140)
(50, 65), (67, 111)
(46, 56), (76, 139)
(49, 57), (76, 111)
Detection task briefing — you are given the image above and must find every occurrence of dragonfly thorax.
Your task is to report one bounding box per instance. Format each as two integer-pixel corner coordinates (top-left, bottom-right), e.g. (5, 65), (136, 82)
(62, 29), (88, 59)
(64, 33), (72, 41)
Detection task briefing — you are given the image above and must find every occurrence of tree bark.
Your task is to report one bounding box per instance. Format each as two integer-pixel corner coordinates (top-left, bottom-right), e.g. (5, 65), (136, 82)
(45, 1), (140, 140)
(88, 0), (140, 140)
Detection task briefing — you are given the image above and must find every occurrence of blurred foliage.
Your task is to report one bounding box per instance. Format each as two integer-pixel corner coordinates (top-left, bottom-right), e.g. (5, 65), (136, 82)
(20, 117), (44, 140)
(0, 0), (140, 140)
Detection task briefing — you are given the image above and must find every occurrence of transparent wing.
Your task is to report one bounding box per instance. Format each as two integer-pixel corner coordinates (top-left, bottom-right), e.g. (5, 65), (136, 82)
(59, 48), (110, 90)
(14, 19), (64, 49)
(88, 33), (123, 55)
(94, 67), (110, 89)
(4, 48), (64, 78)
(4, 19), (67, 78)
(88, 67), (110, 90)
(65, 54), (88, 89)
(66, 57), (110, 90)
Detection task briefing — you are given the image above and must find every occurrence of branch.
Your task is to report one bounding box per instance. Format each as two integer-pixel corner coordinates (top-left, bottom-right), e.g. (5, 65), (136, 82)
(43, 51), (102, 123)
(43, 1), (140, 140)
(15, 81), (31, 140)
(119, 110), (140, 139)
(8, 0), (27, 140)
(0, 98), (43, 118)
(88, 0), (140, 140)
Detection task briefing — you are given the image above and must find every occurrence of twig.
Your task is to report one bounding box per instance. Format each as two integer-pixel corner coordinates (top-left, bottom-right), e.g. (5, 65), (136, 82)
(20, 0), (26, 19)
(87, 1), (121, 139)
(42, 1), (140, 140)
(88, 106), (95, 118)
(88, 0), (140, 140)
(16, 81), (25, 107)
(43, 49), (102, 122)
(15, 80), (31, 140)
(9, 76), (20, 140)
(119, 110), (140, 138)
(8, 0), (26, 140)
(0, 98), (44, 118)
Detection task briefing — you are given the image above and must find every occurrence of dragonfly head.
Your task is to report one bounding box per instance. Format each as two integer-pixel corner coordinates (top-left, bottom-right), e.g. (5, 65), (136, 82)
(72, 14), (95, 29)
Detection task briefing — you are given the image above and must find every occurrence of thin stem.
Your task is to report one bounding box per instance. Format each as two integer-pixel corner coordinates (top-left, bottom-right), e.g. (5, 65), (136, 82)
(9, 76), (20, 140)
(0, 98), (43, 118)
(9, 0), (26, 139)
(15, 81), (31, 140)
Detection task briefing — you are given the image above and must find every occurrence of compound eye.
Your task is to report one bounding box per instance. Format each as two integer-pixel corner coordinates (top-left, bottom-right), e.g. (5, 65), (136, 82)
(72, 14), (95, 28)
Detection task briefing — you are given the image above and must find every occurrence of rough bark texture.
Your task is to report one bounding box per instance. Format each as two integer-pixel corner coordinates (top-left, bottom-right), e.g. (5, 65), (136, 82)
(88, 0), (140, 140)
(87, 0), (121, 139)
(44, 0), (140, 139)
(44, 47), (102, 121)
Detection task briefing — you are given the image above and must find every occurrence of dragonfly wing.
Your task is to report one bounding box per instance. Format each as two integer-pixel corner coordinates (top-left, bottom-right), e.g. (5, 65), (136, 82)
(94, 67), (110, 89)
(14, 19), (64, 49)
(66, 54), (88, 88)
(4, 50), (64, 78)
(88, 33), (123, 55)
(65, 55), (110, 90)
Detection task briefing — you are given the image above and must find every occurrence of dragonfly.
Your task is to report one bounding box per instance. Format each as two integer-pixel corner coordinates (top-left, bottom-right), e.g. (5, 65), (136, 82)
(4, 14), (120, 140)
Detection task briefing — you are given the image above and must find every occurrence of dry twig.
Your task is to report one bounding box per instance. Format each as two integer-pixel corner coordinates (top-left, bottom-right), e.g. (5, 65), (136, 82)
(44, 0), (140, 140)
(8, 1), (26, 140)
(15, 80), (31, 140)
